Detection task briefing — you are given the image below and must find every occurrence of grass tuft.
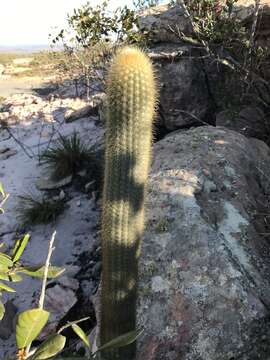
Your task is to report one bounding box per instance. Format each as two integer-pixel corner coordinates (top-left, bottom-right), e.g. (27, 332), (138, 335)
(41, 132), (93, 180)
(18, 194), (65, 226)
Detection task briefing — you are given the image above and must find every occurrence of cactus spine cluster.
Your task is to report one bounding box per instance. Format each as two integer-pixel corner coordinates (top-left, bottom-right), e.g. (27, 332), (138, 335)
(100, 46), (156, 360)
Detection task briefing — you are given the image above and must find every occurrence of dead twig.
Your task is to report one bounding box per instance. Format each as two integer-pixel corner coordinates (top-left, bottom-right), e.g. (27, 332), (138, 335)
(39, 230), (57, 309)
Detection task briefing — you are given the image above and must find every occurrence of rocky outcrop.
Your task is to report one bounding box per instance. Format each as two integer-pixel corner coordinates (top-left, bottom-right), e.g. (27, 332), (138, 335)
(138, 5), (211, 130)
(137, 126), (270, 360)
(138, 2), (270, 132)
(138, 4), (192, 43)
(234, 0), (270, 46)
(149, 44), (211, 130)
(216, 106), (269, 141)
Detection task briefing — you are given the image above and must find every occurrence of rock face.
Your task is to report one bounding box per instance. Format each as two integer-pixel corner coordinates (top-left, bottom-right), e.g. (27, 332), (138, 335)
(138, 5), (212, 131)
(137, 126), (270, 359)
(149, 44), (211, 130)
(138, 2), (270, 132)
(216, 106), (269, 141)
(234, 0), (270, 46)
(138, 4), (192, 43)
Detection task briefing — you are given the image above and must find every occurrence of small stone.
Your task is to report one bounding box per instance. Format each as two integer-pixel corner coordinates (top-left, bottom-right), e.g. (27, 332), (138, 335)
(59, 190), (65, 200)
(57, 276), (79, 291)
(78, 169), (87, 177)
(85, 180), (95, 192)
(65, 105), (98, 123)
(36, 175), (72, 190)
(0, 149), (17, 160)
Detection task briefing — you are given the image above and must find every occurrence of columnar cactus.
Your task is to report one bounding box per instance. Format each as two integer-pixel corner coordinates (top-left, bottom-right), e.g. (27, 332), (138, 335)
(100, 46), (156, 360)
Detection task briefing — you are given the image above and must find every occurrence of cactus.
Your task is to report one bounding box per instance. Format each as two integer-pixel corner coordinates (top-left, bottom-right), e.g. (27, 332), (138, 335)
(100, 46), (157, 360)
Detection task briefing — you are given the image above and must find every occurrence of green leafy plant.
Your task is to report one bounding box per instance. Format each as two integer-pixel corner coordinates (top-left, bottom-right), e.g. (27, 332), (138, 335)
(49, 1), (150, 98)
(100, 47), (157, 360)
(0, 194), (64, 323)
(1, 183), (142, 360)
(41, 132), (93, 180)
(133, 0), (161, 9)
(0, 233), (64, 321)
(18, 194), (65, 226)
(52, 1), (145, 47)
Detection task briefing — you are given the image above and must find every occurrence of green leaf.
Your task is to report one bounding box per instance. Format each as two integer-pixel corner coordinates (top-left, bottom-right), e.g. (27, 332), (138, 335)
(0, 282), (15, 292)
(20, 265), (65, 279)
(97, 329), (143, 353)
(31, 334), (66, 359)
(0, 253), (13, 269)
(12, 234), (30, 263)
(0, 272), (22, 282)
(71, 324), (90, 348)
(0, 301), (5, 321)
(0, 183), (5, 197)
(9, 273), (23, 282)
(0, 272), (9, 281)
(16, 308), (50, 349)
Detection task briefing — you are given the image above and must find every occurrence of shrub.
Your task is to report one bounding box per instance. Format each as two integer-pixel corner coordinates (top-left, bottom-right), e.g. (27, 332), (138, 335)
(18, 194), (65, 225)
(41, 132), (93, 180)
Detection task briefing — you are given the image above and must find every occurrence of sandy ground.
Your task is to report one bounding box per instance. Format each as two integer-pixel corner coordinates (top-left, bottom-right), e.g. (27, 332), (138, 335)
(0, 76), (47, 98)
(0, 93), (104, 357)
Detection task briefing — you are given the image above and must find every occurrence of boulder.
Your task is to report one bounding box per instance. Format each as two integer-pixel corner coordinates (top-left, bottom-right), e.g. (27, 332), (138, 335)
(137, 126), (270, 359)
(138, 4), (193, 44)
(149, 44), (211, 130)
(233, 0), (270, 47)
(216, 106), (269, 140)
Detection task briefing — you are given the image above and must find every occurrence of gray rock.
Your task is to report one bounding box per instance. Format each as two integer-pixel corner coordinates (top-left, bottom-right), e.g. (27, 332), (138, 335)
(149, 44), (210, 130)
(216, 107), (268, 140)
(56, 275), (79, 291)
(0, 149), (18, 160)
(138, 4), (193, 43)
(41, 284), (77, 338)
(36, 175), (72, 190)
(0, 301), (17, 340)
(65, 94), (105, 123)
(137, 126), (270, 359)
(233, 0), (270, 47)
(65, 105), (98, 123)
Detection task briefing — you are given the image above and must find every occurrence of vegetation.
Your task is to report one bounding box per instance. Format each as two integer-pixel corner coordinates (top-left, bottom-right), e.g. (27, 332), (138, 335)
(173, 0), (270, 113)
(41, 132), (94, 180)
(1, 184), (141, 360)
(100, 47), (156, 360)
(18, 194), (65, 226)
(0, 53), (30, 66)
(49, 1), (154, 97)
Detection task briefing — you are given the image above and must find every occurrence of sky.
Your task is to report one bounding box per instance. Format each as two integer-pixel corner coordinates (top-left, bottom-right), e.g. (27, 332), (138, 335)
(0, 0), (134, 46)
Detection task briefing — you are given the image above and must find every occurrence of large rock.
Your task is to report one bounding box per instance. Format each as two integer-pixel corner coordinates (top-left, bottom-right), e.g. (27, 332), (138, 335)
(233, 0), (270, 46)
(216, 106), (269, 141)
(138, 4), (192, 43)
(149, 44), (211, 130)
(137, 126), (270, 359)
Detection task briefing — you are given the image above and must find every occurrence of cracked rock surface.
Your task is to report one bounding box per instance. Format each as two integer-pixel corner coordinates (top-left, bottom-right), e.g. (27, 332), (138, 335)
(137, 126), (270, 360)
